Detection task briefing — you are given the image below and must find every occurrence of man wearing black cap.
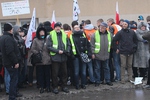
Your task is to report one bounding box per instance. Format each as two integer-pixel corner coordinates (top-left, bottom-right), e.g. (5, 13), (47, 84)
(113, 20), (138, 84)
(47, 22), (71, 94)
(0, 23), (22, 100)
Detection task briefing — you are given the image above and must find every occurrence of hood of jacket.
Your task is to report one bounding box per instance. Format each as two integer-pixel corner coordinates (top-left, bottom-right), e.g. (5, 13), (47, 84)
(84, 24), (94, 30)
(36, 27), (47, 39)
(13, 25), (20, 36)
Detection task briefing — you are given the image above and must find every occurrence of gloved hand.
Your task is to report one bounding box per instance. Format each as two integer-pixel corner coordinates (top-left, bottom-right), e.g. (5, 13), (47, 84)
(142, 40), (148, 43)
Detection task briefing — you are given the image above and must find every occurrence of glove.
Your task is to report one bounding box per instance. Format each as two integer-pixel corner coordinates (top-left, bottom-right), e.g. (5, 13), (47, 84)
(142, 40), (148, 43)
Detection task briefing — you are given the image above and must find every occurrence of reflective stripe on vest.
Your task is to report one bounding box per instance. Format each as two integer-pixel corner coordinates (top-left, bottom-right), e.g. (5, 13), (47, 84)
(70, 33), (87, 55)
(50, 30), (67, 55)
(94, 30), (111, 53)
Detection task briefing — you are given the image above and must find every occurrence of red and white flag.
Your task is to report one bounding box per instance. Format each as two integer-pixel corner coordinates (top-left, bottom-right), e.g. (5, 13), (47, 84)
(51, 10), (56, 29)
(115, 2), (120, 25)
(25, 8), (36, 48)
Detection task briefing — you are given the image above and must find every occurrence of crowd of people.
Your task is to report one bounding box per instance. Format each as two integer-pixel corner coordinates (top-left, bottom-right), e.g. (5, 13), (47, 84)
(0, 15), (150, 100)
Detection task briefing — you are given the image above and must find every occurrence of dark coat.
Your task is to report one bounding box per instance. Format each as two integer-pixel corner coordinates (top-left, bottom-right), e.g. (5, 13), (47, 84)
(71, 31), (92, 58)
(113, 29), (138, 55)
(47, 30), (71, 62)
(0, 32), (21, 67)
(30, 38), (51, 65)
(30, 26), (51, 65)
(14, 33), (26, 57)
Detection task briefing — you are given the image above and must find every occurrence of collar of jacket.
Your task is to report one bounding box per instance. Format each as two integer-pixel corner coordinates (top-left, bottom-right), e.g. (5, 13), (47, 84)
(122, 28), (129, 33)
(99, 30), (108, 35)
(3, 31), (13, 37)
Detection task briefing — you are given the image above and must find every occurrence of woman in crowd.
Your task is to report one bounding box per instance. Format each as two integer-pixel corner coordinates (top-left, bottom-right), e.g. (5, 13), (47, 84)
(30, 25), (51, 93)
(70, 24), (92, 89)
(133, 22), (149, 79)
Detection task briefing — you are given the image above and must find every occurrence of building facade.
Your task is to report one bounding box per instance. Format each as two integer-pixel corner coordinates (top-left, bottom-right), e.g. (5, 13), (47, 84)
(0, 0), (150, 33)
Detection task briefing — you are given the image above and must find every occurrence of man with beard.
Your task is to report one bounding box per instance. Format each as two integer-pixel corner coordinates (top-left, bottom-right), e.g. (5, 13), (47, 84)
(113, 20), (138, 84)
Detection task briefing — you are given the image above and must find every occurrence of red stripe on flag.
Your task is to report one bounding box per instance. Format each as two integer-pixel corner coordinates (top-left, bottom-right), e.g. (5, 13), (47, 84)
(32, 32), (36, 40)
(51, 21), (55, 29)
(116, 12), (119, 25)
(115, 2), (120, 25)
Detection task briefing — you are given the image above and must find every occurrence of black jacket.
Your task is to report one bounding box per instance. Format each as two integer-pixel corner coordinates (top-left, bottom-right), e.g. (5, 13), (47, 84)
(14, 33), (26, 57)
(72, 31), (92, 58)
(0, 32), (20, 67)
(113, 29), (138, 55)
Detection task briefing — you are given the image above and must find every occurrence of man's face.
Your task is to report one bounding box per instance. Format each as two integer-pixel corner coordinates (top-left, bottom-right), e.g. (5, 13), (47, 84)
(99, 25), (106, 33)
(119, 21), (124, 27)
(73, 25), (80, 31)
(19, 31), (25, 37)
(97, 22), (100, 27)
(107, 21), (112, 26)
(54, 26), (61, 32)
(9, 29), (13, 34)
(122, 22), (128, 29)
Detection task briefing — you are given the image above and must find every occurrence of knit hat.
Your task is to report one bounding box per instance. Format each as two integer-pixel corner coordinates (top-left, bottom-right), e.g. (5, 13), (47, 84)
(4, 23), (13, 31)
(138, 15), (144, 20)
(100, 22), (108, 28)
(124, 20), (130, 25)
(54, 22), (61, 28)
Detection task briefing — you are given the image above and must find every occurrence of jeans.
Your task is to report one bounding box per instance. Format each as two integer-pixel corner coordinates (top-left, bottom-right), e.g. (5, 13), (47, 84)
(113, 51), (121, 81)
(37, 65), (50, 88)
(86, 61), (95, 82)
(94, 59), (111, 83)
(4, 67), (10, 93)
(6, 67), (18, 100)
(73, 57), (87, 86)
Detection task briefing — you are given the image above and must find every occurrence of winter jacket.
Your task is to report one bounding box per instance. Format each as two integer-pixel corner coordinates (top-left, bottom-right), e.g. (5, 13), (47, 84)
(113, 29), (138, 55)
(133, 28), (149, 68)
(30, 38), (51, 65)
(47, 30), (71, 62)
(143, 32), (150, 40)
(91, 30), (112, 61)
(0, 32), (21, 67)
(70, 30), (92, 58)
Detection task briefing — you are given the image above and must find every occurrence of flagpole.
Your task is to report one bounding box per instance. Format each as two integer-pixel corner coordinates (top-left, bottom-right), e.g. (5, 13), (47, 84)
(16, 15), (20, 25)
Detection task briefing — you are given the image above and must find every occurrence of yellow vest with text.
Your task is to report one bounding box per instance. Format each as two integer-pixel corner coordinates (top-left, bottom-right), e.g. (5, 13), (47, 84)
(50, 30), (67, 55)
(94, 30), (111, 53)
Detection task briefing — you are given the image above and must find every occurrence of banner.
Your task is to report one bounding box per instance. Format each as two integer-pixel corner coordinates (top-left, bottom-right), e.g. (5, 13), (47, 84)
(1, 0), (30, 16)
(25, 8), (36, 48)
(73, 0), (80, 21)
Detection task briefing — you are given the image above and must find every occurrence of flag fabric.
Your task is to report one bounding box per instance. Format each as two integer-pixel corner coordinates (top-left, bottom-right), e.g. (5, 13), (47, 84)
(51, 10), (56, 29)
(73, 0), (80, 21)
(25, 8), (36, 48)
(115, 2), (120, 25)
